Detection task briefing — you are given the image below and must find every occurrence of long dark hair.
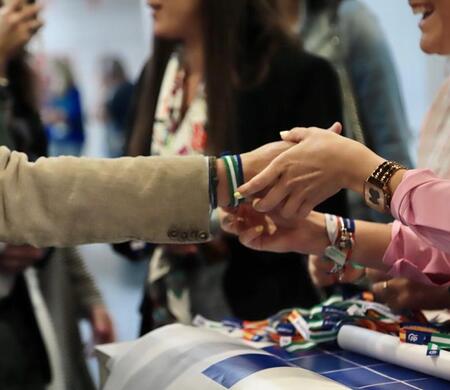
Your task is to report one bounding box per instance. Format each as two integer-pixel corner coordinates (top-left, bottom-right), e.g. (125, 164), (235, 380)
(6, 53), (47, 157)
(128, 0), (289, 156)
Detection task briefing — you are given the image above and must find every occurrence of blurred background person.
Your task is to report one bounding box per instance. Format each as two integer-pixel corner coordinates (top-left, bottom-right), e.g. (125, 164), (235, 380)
(0, 2), (115, 389)
(125, 0), (347, 333)
(43, 57), (85, 156)
(98, 56), (134, 157)
(276, 0), (413, 222)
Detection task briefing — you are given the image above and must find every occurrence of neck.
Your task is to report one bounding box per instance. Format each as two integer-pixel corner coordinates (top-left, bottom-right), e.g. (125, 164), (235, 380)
(183, 32), (204, 77)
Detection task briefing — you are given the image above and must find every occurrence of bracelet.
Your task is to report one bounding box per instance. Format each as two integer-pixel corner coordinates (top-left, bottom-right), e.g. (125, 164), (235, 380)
(0, 77), (9, 88)
(208, 156), (218, 209)
(364, 160), (407, 213)
(221, 154), (244, 207)
(324, 214), (355, 275)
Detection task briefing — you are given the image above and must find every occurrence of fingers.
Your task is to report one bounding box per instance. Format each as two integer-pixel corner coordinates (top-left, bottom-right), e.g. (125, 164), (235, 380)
(3, 0), (23, 12)
(26, 18), (43, 34)
(16, 2), (42, 22)
(252, 179), (289, 213)
(329, 122), (342, 134)
(295, 199), (314, 219)
(237, 160), (282, 199)
(280, 193), (304, 219)
(280, 123), (342, 143)
(280, 127), (310, 143)
(238, 225), (265, 251)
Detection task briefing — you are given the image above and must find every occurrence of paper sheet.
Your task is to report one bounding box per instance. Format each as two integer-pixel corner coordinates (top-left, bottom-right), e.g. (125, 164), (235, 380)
(337, 325), (450, 381)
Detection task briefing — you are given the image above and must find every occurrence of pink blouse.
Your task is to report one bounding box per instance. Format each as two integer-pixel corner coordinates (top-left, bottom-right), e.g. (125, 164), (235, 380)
(383, 169), (450, 286)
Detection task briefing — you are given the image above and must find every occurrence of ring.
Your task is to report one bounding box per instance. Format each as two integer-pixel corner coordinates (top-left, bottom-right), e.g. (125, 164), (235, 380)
(383, 280), (388, 290)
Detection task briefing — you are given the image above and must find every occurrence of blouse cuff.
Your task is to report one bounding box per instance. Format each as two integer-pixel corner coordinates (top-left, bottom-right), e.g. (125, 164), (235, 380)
(390, 169), (437, 224)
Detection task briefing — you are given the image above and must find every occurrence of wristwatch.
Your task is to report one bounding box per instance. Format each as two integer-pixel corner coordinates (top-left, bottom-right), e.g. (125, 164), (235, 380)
(364, 161), (406, 213)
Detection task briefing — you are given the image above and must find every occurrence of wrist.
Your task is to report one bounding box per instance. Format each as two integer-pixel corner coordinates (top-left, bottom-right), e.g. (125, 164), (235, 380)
(388, 169), (407, 195)
(346, 152), (385, 195)
(302, 212), (329, 256)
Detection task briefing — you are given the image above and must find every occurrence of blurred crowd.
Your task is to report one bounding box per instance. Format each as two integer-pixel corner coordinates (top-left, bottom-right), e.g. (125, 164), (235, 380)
(0, 0), (448, 389)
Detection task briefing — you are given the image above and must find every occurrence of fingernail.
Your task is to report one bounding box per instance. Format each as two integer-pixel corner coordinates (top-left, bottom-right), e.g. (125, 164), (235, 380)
(234, 191), (244, 200)
(255, 225), (264, 234)
(280, 131), (289, 138)
(236, 217), (245, 222)
(252, 198), (261, 210)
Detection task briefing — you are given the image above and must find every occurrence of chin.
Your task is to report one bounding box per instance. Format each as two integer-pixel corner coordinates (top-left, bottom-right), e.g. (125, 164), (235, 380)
(420, 37), (438, 54)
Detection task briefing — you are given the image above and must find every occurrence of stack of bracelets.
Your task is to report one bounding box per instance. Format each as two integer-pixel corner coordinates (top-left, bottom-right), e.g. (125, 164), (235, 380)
(323, 214), (357, 275)
(208, 154), (244, 209)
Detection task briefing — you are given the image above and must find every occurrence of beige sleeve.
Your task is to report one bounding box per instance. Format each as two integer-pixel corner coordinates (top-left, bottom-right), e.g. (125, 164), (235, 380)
(0, 147), (211, 247)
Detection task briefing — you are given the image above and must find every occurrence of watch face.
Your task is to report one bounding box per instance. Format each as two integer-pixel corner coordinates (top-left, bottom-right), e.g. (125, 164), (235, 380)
(364, 182), (386, 213)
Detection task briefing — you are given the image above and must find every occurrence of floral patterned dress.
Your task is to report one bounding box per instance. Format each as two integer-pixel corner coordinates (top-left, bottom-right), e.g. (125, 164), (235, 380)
(147, 53), (230, 329)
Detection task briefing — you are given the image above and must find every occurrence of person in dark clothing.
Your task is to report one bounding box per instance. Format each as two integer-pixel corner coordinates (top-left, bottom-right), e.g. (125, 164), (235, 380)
(99, 56), (134, 157)
(124, 0), (347, 331)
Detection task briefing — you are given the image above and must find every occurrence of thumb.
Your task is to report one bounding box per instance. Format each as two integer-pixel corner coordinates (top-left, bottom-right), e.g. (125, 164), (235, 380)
(329, 122), (342, 134)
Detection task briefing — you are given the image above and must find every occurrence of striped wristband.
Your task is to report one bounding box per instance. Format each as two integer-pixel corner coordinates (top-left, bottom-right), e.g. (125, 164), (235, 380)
(221, 154), (244, 207)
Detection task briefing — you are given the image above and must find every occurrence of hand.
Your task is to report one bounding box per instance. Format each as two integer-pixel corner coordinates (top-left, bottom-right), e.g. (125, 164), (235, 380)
(368, 269), (450, 311)
(236, 208), (329, 255)
(0, 0), (43, 67)
(89, 304), (116, 345)
(237, 123), (384, 218)
(308, 254), (366, 287)
(240, 140), (295, 182)
(219, 205), (270, 237)
(217, 140), (294, 207)
(0, 244), (45, 274)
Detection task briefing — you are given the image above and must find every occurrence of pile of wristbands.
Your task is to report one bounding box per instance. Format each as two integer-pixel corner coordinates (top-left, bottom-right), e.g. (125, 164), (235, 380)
(194, 292), (450, 357)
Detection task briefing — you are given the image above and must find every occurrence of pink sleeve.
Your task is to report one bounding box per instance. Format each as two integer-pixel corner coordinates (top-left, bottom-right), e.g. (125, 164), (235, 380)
(383, 221), (450, 286)
(390, 169), (450, 253)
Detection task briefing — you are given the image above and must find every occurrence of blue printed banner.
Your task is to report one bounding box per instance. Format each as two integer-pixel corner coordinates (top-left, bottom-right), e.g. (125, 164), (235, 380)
(202, 353), (292, 388)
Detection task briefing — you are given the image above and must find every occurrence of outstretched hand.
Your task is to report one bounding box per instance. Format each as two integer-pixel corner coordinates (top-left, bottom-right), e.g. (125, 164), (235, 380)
(220, 204), (328, 255)
(0, 0), (43, 65)
(237, 123), (383, 219)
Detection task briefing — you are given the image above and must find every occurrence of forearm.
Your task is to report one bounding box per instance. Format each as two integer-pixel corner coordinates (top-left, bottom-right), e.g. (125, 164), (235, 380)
(303, 213), (391, 271)
(0, 148), (211, 246)
(350, 221), (392, 270)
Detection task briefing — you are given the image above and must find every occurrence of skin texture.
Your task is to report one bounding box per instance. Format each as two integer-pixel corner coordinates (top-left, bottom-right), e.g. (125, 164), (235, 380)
(409, 0), (450, 55)
(237, 124), (385, 219)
